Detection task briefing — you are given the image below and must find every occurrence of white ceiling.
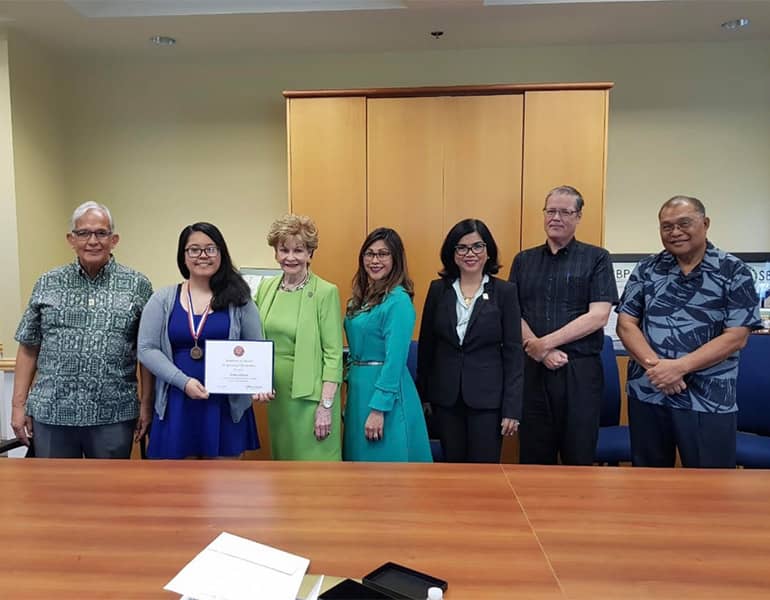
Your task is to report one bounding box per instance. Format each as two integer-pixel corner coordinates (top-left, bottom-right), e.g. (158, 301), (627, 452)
(0, 0), (767, 57)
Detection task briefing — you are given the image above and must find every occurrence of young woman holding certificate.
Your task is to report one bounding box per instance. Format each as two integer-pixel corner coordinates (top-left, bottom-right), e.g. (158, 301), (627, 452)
(138, 222), (269, 459)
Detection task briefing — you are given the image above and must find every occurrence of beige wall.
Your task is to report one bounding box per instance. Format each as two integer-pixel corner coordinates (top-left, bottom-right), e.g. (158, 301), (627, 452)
(63, 40), (768, 290)
(65, 58), (287, 289)
(8, 33), (70, 300)
(5, 38), (769, 349)
(0, 34), (22, 353)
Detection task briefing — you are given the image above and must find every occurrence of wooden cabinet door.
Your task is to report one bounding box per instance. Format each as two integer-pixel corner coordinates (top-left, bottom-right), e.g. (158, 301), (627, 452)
(444, 94), (524, 278)
(288, 97), (367, 304)
(521, 90), (609, 250)
(367, 97), (446, 334)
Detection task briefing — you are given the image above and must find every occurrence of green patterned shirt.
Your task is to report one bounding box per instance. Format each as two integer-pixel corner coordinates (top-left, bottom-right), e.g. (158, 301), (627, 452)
(15, 257), (153, 426)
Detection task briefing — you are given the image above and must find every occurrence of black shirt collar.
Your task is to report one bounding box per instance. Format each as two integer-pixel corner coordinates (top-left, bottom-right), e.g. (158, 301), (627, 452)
(540, 236), (577, 257)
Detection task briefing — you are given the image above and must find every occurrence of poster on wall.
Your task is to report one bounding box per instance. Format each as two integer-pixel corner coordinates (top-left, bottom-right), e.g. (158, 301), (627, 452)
(605, 254), (649, 349)
(606, 253), (770, 348)
(239, 267), (283, 298)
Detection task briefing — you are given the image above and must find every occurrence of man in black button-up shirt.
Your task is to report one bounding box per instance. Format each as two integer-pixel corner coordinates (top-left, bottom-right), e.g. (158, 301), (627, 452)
(509, 185), (618, 465)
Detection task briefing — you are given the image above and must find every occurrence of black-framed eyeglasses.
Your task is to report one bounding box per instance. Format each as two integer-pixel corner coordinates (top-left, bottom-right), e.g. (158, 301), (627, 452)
(71, 229), (113, 240)
(454, 242), (487, 256)
(363, 250), (392, 261)
(543, 208), (580, 218)
(185, 245), (220, 258)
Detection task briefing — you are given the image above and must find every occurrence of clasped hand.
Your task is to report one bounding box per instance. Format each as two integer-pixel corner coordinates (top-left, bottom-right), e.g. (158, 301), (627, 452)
(644, 358), (687, 396)
(524, 338), (568, 370)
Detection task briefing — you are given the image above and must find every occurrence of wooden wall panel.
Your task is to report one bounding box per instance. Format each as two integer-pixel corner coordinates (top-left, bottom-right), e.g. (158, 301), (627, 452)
(288, 97), (367, 303)
(286, 85), (611, 464)
(367, 97), (446, 334)
(444, 94), (524, 277)
(521, 90), (608, 250)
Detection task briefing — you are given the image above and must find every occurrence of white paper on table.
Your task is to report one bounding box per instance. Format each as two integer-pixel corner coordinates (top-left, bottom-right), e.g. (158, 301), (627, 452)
(165, 532), (309, 600)
(204, 340), (274, 395)
(181, 574), (323, 600)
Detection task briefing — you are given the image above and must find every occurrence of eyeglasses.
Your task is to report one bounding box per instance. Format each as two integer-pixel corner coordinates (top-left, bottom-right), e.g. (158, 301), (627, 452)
(185, 245), (220, 258)
(543, 208), (580, 218)
(71, 229), (113, 240)
(660, 218), (699, 234)
(454, 242), (487, 256)
(363, 250), (392, 261)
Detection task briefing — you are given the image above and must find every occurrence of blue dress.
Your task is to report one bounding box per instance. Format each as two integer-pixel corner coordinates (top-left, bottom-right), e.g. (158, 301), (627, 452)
(343, 286), (432, 462)
(147, 290), (260, 459)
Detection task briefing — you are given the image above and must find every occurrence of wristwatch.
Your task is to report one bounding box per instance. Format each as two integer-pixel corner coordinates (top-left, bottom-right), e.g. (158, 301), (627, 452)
(321, 397), (334, 409)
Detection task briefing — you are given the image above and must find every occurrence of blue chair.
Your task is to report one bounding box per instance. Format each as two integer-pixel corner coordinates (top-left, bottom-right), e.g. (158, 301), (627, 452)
(736, 334), (770, 468)
(594, 335), (631, 465)
(406, 340), (444, 462)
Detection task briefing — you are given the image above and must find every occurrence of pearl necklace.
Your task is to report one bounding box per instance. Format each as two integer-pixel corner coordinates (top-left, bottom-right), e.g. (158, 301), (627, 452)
(279, 272), (310, 292)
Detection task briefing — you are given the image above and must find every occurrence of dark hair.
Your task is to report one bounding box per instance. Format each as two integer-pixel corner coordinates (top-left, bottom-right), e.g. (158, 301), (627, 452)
(176, 222), (251, 310)
(347, 227), (414, 315)
(438, 219), (501, 280)
(658, 195), (707, 219)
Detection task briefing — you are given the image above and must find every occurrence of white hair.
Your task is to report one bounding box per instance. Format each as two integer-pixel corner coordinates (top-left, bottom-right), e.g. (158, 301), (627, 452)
(70, 201), (115, 231)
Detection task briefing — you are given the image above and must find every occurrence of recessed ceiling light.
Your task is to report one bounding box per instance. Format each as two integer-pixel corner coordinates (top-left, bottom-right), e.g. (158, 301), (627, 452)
(150, 35), (176, 46)
(721, 18), (750, 31)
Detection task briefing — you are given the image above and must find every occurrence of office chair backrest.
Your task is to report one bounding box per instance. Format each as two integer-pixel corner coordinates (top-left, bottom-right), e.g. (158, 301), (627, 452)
(736, 334), (770, 436)
(600, 335), (621, 427)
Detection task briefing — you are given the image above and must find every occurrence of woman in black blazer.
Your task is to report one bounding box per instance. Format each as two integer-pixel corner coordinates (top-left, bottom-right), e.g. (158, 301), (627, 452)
(417, 219), (524, 463)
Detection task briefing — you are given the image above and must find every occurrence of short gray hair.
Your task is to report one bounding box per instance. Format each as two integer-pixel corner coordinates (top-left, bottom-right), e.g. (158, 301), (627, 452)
(658, 195), (706, 219)
(545, 185), (584, 212)
(70, 201), (115, 231)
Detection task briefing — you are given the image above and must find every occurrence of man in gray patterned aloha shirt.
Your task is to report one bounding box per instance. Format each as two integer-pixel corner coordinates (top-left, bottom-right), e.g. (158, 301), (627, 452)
(11, 201), (154, 458)
(617, 195), (761, 468)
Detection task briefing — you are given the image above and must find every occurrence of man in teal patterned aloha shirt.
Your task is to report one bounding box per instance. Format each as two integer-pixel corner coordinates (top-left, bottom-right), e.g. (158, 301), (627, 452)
(616, 195), (761, 468)
(12, 201), (153, 458)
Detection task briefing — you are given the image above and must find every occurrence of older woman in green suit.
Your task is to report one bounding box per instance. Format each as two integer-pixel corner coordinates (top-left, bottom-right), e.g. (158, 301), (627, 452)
(255, 215), (344, 460)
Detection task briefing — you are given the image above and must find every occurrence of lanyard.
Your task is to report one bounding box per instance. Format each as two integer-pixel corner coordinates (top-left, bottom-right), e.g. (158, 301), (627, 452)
(187, 284), (211, 360)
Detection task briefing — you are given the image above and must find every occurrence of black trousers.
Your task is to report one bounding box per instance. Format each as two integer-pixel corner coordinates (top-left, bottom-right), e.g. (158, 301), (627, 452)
(434, 392), (502, 463)
(628, 397), (737, 468)
(519, 355), (603, 465)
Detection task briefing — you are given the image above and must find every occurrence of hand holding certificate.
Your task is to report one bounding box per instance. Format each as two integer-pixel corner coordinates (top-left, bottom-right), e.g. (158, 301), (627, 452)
(204, 340), (274, 395)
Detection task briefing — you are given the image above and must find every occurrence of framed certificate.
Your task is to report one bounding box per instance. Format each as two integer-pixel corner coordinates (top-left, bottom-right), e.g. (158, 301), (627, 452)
(204, 340), (274, 395)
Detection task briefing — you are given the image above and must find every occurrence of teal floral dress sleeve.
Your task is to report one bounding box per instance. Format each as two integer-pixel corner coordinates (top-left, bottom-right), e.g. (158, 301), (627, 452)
(368, 287), (416, 412)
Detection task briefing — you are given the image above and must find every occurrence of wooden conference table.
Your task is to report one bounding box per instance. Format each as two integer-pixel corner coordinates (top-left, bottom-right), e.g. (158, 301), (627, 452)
(2, 460), (770, 599)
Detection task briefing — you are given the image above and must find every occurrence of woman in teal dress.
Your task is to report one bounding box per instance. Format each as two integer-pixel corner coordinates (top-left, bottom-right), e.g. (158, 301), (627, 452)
(256, 215), (343, 461)
(343, 227), (432, 462)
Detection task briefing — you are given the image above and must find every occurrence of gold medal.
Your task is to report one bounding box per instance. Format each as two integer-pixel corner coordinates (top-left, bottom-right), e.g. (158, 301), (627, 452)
(190, 344), (203, 360)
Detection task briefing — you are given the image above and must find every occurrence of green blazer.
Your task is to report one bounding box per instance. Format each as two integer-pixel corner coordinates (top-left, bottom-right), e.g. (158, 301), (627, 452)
(255, 272), (344, 401)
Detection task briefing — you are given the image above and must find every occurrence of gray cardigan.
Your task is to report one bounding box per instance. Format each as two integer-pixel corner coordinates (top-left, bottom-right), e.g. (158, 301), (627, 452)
(137, 284), (263, 423)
